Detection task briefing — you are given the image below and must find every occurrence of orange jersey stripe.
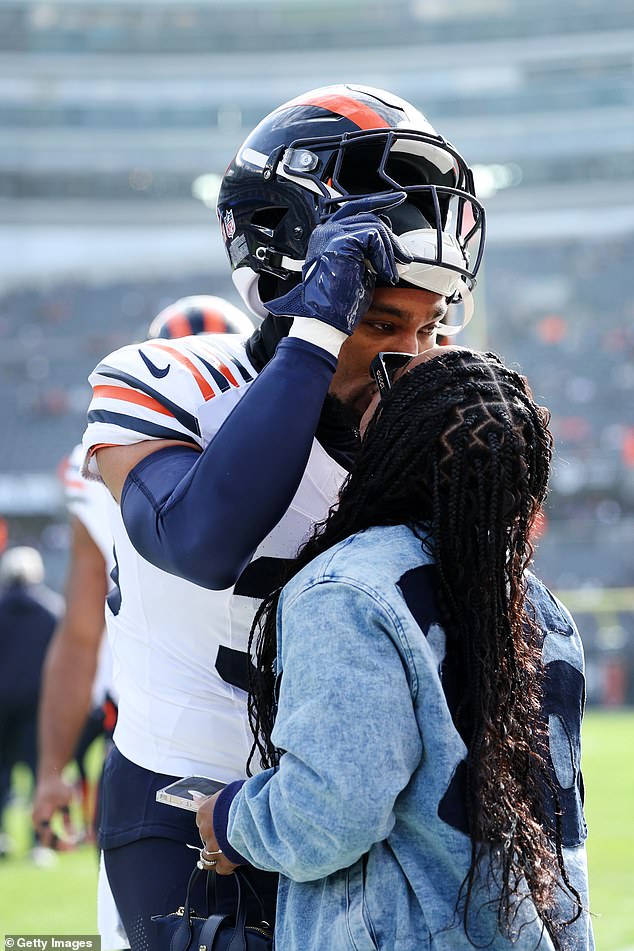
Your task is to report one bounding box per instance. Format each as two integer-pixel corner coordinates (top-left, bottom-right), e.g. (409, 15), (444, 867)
(196, 339), (240, 387)
(286, 92), (389, 131)
(93, 384), (175, 418)
(146, 341), (216, 400)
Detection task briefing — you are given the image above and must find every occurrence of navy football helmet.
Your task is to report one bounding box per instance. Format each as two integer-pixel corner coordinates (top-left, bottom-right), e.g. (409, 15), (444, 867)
(217, 84), (485, 330)
(147, 295), (253, 339)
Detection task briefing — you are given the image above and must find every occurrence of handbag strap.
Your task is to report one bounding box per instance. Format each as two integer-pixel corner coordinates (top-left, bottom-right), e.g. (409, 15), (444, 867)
(169, 866), (203, 951)
(205, 867), (218, 915)
(197, 912), (234, 951)
(228, 872), (248, 951)
(199, 873), (249, 951)
(234, 869), (267, 924)
(179, 864), (216, 917)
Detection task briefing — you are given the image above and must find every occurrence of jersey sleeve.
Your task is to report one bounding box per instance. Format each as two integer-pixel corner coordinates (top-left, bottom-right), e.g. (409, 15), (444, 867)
(81, 339), (215, 478)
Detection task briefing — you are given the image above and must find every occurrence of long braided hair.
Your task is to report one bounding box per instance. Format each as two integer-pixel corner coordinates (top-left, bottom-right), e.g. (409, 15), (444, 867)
(247, 348), (581, 946)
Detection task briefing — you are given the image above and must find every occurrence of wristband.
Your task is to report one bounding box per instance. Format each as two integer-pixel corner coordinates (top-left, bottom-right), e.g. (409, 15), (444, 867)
(288, 316), (347, 358)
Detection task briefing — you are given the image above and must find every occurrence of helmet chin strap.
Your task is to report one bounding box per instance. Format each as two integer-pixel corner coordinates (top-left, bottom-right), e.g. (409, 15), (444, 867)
(437, 283), (474, 335)
(393, 269), (474, 334)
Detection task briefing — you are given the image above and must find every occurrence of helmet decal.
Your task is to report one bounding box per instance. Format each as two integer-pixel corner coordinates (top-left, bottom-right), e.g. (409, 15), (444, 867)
(222, 209), (236, 240)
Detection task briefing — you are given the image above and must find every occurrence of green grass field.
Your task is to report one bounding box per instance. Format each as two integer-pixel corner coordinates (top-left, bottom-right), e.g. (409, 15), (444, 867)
(1, 710), (633, 948)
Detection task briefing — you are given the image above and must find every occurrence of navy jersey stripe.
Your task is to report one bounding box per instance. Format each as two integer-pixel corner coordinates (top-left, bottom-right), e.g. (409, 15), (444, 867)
(87, 409), (199, 445)
(93, 365), (201, 436)
(208, 343), (254, 383)
(107, 547), (122, 616)
(187, 352), (232, 392)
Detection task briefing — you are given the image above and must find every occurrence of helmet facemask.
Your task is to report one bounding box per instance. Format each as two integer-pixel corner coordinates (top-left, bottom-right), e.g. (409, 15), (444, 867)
(278, 129), (485, 300)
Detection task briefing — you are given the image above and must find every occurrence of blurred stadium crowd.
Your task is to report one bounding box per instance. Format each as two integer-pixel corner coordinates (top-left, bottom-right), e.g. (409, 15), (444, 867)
(0, 0), (633, 705)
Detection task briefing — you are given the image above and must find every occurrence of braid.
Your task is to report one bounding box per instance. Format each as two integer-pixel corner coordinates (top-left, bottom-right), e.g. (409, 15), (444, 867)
(247, 348), (581, 945)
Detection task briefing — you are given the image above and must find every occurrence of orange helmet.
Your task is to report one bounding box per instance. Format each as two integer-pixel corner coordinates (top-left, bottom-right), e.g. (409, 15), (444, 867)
(147, 295), (253, 339)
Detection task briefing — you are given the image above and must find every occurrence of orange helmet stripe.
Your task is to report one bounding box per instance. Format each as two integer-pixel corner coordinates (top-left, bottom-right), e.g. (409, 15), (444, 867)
(286, 92), (390, 131)
(165, 313), (192, 338)
(202, 311), (227, 333)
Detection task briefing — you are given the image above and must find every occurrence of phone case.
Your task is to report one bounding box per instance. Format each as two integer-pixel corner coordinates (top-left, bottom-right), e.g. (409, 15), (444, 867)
(155, 775), (227, 811)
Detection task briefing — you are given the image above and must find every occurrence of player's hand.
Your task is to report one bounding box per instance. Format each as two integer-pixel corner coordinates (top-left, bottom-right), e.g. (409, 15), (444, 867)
(267, 192), (413, 335)
(32, 775), (76, 850)
(196, 791), (240, 876)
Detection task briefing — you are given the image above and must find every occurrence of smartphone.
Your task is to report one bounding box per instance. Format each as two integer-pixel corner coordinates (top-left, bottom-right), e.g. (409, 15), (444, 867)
(156, 775), (227, 812)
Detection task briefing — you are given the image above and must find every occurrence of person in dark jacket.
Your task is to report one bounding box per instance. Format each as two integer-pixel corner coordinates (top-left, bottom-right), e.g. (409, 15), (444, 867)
(0, 546), (61, 859)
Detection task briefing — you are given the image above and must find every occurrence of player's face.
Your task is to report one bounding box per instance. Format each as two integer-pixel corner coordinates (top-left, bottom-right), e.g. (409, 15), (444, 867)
(329, 287), (448, 421)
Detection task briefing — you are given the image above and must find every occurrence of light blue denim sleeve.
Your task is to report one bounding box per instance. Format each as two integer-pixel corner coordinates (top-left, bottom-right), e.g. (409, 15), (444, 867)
(226, 577), (423, 882)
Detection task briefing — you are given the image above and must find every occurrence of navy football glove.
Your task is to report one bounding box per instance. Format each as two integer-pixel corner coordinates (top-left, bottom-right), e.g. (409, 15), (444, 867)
(267, 193), (413, 335)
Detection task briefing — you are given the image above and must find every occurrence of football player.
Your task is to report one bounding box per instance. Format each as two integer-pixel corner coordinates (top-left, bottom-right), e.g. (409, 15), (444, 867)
(82, 85), (486, 950)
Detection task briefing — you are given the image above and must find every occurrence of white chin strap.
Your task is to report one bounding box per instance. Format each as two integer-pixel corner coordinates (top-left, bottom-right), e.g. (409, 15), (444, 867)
(395, 228), (474, 335)
(438, 284), (474, 335)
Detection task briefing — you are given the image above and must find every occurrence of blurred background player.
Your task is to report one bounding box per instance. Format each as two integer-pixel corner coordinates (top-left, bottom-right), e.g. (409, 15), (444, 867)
(53, 443), (116, 845)
(147, 294), (253, 340)
(0, 547), (62, 864)
(32, 295), (252, 949)
(82, 84), (485, 951)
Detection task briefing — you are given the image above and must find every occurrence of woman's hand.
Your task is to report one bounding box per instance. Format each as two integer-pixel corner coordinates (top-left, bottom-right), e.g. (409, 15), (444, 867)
(195, 791), (240, 876)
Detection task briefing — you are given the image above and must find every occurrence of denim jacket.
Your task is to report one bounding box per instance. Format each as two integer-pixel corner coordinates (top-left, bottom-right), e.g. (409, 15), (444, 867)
(225, 524), (594, 950)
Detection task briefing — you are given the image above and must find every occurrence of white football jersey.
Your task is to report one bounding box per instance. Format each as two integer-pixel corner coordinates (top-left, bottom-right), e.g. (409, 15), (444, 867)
(82, 333), (346, 779)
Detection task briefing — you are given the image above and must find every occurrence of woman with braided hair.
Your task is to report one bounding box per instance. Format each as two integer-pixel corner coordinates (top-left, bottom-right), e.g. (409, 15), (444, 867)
(197, 347), (593, 950)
